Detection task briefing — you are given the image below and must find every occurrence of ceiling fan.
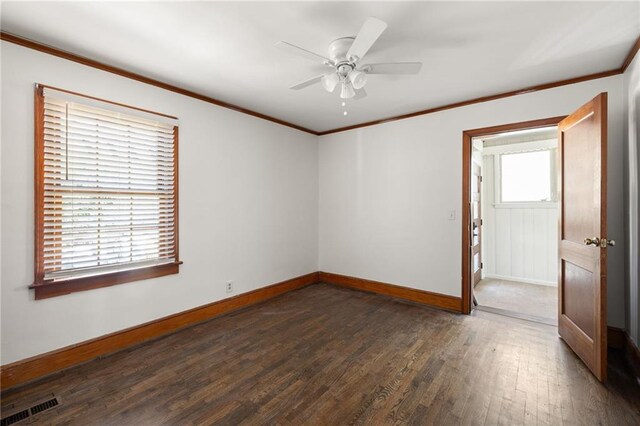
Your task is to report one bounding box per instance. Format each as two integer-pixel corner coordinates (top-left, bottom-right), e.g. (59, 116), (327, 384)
(276, 17), (422, 101)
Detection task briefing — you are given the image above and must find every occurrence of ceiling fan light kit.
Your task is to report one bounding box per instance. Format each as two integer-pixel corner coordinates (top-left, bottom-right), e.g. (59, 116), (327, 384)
(321, 72), (340, 92)
(276, 17), (422, 109)
(349, 70), (367, 90)
(340, 82), (356, 99)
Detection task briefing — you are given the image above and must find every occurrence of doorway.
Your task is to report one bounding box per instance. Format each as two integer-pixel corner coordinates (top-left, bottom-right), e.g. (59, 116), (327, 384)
(461, 94), (610, 382)
(472, 126), (559, 325)
(460, 116), (565, 315)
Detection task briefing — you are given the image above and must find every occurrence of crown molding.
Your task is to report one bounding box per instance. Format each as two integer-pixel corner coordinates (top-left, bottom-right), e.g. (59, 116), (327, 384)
(621, 35), (640, 73)
(317, 69), (620, 135)
(0, 32), (319, 135)
(2, 31), (638, 137)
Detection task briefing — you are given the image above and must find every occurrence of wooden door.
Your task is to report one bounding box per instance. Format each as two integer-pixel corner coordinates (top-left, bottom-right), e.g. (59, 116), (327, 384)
(558, 93), (609, 381)
(471, 163), (482, 287)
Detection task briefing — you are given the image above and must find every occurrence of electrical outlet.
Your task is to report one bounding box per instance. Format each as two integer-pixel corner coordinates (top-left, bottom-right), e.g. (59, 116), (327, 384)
(226, 281), (233, 293)
(448, 210), (456, 220)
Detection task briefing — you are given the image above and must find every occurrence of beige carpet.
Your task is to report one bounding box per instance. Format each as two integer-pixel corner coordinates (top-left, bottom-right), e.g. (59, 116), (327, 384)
(474, 278), (557, 322)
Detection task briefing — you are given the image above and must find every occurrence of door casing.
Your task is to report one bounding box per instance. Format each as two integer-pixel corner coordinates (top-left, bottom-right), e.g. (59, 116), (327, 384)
(471, 162), (482, 287)
(460, 116), (566, 314)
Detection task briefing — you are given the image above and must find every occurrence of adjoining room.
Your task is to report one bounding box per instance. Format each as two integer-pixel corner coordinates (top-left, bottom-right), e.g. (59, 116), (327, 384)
(473, 126), (559, 325)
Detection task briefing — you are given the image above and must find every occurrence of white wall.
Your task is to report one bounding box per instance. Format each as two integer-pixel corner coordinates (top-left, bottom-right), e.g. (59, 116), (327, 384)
(0, 42), (319, 364)
(319, 75), (626, 328)
(2, 39), (635, 366)
(624, 52), (640, 346)
(481, 154), (558, 286)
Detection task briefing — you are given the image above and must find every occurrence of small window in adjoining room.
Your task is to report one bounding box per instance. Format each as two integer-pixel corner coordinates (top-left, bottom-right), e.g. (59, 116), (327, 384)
(31, 85), (180, 299)
(500, 150), (553, 203)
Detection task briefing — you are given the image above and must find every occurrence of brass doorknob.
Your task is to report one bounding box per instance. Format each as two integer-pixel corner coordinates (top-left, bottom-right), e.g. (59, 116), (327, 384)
(584, 237), (615, 247)
(584, 237), (600, 246)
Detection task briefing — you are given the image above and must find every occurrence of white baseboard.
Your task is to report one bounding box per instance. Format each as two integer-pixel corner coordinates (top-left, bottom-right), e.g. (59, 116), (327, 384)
(482, 273), (557, 287)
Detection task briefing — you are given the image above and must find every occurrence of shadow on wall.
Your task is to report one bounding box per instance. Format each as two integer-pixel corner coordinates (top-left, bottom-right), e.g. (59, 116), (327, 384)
(635, 89), (640, 343)
(634, 88), (640, 165)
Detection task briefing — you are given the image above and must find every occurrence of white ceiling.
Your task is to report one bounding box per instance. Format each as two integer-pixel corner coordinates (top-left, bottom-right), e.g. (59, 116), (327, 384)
(2, 1), (639, 133)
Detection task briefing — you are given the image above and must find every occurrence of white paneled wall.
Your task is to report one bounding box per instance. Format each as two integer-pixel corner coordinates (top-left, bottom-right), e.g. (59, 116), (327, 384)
(482, 155), (558, 286)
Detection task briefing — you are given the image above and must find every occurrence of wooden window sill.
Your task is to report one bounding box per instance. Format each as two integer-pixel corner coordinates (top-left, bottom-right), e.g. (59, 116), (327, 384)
(29, 262), (182, 300)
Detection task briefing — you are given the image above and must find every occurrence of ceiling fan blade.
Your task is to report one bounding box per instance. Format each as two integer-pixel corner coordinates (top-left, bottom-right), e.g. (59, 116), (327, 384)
(289, 75), (324, 90)
(275, 41), (331, 65)
(347, 17), (388, 62)
(361, 62), (423, 75)
(354, 88), (367, 100)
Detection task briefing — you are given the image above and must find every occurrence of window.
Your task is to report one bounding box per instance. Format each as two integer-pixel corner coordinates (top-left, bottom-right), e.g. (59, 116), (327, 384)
(31, 85), (180, 299)
(500, 150), (553, 203)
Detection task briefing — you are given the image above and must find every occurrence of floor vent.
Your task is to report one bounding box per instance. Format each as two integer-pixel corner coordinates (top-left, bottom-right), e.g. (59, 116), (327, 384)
(30, 397), (59, 415)
(0, 396), (60, 426)
(0, 410), (29, 426)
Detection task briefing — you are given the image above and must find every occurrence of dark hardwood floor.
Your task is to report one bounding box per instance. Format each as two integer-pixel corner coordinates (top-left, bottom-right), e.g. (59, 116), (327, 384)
(2, 283), (639, 425)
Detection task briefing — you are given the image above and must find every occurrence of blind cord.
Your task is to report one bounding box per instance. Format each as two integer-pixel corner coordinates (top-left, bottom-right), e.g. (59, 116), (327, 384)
(65, 102), (69, 181)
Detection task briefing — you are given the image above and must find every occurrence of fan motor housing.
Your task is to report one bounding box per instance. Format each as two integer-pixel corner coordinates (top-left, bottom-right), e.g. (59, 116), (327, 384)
(328, 37), (356, 64)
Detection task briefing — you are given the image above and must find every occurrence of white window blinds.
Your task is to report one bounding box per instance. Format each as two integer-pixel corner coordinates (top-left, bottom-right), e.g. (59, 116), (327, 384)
(39, 86), (179, 282)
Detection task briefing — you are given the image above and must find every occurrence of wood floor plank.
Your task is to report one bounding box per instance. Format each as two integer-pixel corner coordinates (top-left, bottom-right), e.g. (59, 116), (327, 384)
(1, 284), (639, 425)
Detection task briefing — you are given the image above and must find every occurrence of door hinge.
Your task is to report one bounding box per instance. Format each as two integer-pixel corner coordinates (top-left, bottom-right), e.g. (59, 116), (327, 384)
(480, 176), (483, 182)
(480, 219), (483, 226)
(480, 262), (483, 269)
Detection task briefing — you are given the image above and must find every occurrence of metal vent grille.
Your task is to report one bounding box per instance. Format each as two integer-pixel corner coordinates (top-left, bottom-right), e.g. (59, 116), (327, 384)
(0, 396), (60, 426)
(30, 397), (59, 415)
(0, 410), (29, 426)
